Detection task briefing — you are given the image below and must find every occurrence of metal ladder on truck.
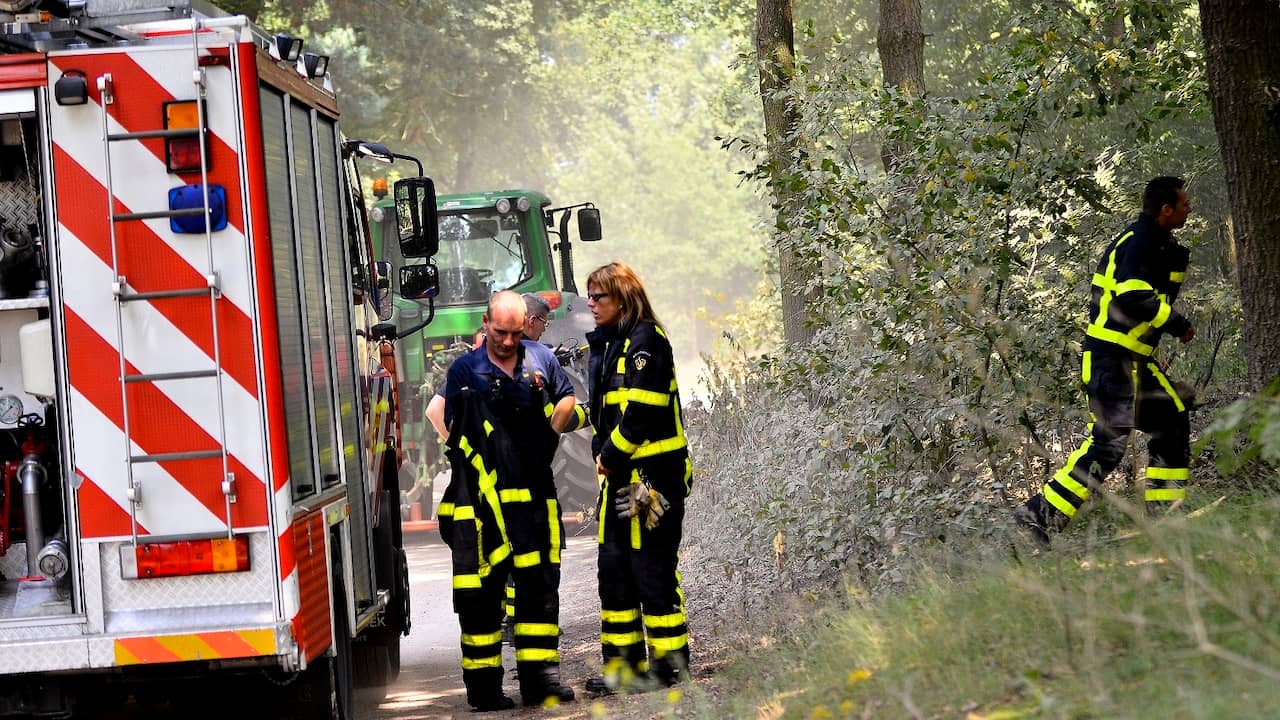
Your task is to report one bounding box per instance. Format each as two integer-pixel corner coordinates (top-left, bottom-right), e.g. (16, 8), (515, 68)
(99, 18), (236, 544)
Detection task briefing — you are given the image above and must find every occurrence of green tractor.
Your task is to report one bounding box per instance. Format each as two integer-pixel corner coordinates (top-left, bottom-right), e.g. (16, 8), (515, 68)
(369, 185), (603, 522)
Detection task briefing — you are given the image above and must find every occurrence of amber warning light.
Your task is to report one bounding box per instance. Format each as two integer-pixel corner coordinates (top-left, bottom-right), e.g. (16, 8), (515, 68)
(163, 99), (209, 173)
(121, 536), (250, 579)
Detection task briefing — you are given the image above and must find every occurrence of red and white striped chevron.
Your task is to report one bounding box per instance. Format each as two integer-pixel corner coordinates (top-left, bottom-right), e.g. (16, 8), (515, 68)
(47, 45), (269, 541)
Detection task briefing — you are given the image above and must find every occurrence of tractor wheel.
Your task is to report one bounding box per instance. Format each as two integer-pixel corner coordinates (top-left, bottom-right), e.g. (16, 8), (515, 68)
(552, 429), (599, 518)
(552, 362), (600, 519)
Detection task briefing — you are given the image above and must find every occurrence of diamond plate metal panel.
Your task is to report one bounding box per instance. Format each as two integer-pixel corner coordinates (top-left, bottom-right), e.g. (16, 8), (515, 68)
(0, 617), (85, 643)
(0, 542), (30, 579)
(0, 638), (89, 673)
(99, 533), (276, 617)
(105, 601), (274, 634)
(0, 173), (40, 231)
(81, 539), (105, 634)
(0, 577), (70, 616)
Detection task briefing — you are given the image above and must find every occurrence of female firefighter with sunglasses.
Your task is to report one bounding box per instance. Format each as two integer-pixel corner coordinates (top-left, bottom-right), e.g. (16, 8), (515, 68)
(583, 261), (693, 694)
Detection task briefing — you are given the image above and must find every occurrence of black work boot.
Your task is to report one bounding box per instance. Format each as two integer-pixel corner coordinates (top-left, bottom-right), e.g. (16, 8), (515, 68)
(518, 664), (575, 707)
(652, 649), (691, 687)
(584, 674), (662, 696)
(464, 667), (515, 712)
(584, 661), (661, 696)
(1011, 501), (1051, 549)
(583, 676), (613, 696)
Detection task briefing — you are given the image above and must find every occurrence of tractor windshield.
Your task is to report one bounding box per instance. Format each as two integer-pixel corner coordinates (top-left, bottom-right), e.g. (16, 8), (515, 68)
(378, 207), (531, 307)
(432, 209), (530, 306)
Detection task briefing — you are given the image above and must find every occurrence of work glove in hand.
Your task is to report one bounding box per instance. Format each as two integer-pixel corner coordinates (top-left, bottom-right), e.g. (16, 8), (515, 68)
(614, 482), (649, 519)
(614, 481), (670, 530)
(642, 486), (670, 530)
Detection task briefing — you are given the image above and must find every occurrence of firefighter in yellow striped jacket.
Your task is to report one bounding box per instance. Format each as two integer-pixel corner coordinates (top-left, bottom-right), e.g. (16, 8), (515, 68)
(438, 291), (579, 711)
(1015, 176), (1196, 545)
(582, 261), (693, 695)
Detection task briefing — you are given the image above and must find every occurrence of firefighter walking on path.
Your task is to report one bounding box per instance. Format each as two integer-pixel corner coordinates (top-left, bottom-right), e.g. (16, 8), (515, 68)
(1015, 176), (1197, 545)
(583, 261), (693, 694)
(437, 291), (580, 710)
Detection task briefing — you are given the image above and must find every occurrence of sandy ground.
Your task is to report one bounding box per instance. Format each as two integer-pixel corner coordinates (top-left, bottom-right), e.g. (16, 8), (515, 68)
(74, 525), (717, 719)
(360, 528), (716, 720)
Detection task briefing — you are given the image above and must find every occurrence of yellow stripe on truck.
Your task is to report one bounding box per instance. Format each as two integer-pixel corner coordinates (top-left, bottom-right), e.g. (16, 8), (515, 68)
(114, 628), (276, 665)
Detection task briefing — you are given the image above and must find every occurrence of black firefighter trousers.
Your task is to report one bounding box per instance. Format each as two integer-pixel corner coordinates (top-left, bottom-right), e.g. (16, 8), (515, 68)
(457, 499), (565, 701)
(1023, 349), (1190, 532)
(597, 468), (690, 687)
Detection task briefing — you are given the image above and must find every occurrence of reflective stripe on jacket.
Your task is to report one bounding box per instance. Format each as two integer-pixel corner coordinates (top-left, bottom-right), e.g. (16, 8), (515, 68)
(587, 321), (690, 481)
(1083, 213), (1190, 357)
(438, 389), (556, 603)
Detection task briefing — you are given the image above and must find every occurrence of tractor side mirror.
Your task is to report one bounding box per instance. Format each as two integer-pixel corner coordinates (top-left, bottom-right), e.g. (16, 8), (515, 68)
(577, 207), (602, 242)
(400, 263), (440, 301)
(394, 177), (439, 258)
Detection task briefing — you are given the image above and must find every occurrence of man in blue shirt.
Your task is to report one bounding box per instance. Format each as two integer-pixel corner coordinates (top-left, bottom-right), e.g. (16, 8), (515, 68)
(440, 290), (579, 710)
(444, 294), (575, 430)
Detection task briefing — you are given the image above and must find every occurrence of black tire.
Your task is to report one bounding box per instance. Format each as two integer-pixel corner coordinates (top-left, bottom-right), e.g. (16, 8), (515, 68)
(354, 546), (406, 689)
(552, 362), (601, 519)
(355, 485), (409, 692)
(383, 463), (405, 552)
(372, 492), (410, 637)
(386, 546), (411, 641)
(290, 573), (355, 719)
(552, 430), (599, 518)
(352, 632), (397, 694)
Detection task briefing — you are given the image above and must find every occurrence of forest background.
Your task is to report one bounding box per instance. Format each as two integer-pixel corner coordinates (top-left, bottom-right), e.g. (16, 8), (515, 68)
(227, 0), (772, 384)
(224, 0), (1280, 715)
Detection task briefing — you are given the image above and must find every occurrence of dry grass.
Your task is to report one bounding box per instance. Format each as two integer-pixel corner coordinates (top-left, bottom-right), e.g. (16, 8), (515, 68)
(586, 488), (1280, 719)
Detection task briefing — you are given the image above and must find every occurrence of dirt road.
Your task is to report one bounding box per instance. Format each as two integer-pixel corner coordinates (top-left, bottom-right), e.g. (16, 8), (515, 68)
(359, 530), (624, 719)
(82, 527), (706, 719)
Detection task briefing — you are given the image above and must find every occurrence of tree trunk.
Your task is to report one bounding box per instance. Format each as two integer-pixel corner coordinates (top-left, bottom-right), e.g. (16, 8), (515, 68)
(876, 0), (924, 173)
(1200, 0), (1280, 390)
(876, 0), (924, 94)
(756, 0), (816, 346)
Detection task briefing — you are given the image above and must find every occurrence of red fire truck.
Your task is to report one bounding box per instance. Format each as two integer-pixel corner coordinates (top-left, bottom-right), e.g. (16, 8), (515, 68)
(0, 0), (439, 716)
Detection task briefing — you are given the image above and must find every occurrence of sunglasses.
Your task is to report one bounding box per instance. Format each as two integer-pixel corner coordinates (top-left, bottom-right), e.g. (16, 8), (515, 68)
(586, 292), (609, 303)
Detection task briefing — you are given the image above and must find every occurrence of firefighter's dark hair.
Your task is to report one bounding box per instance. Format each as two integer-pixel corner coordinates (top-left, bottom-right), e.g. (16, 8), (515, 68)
(1142, 176), (1185, 216)
(586, 261), (663, 334)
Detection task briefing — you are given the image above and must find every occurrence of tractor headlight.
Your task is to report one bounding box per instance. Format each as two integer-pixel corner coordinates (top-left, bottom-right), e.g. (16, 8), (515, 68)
(495, 198), (512, 214)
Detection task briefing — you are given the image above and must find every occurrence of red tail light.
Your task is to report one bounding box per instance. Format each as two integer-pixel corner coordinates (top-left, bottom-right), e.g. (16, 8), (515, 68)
(123, 536), (250, 579)
(164, 99), (209, 174)
(166, 138), (202, 173)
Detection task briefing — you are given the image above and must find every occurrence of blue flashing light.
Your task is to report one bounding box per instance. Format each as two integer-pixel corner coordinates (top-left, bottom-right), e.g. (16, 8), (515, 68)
(169, 184), (228, 233)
